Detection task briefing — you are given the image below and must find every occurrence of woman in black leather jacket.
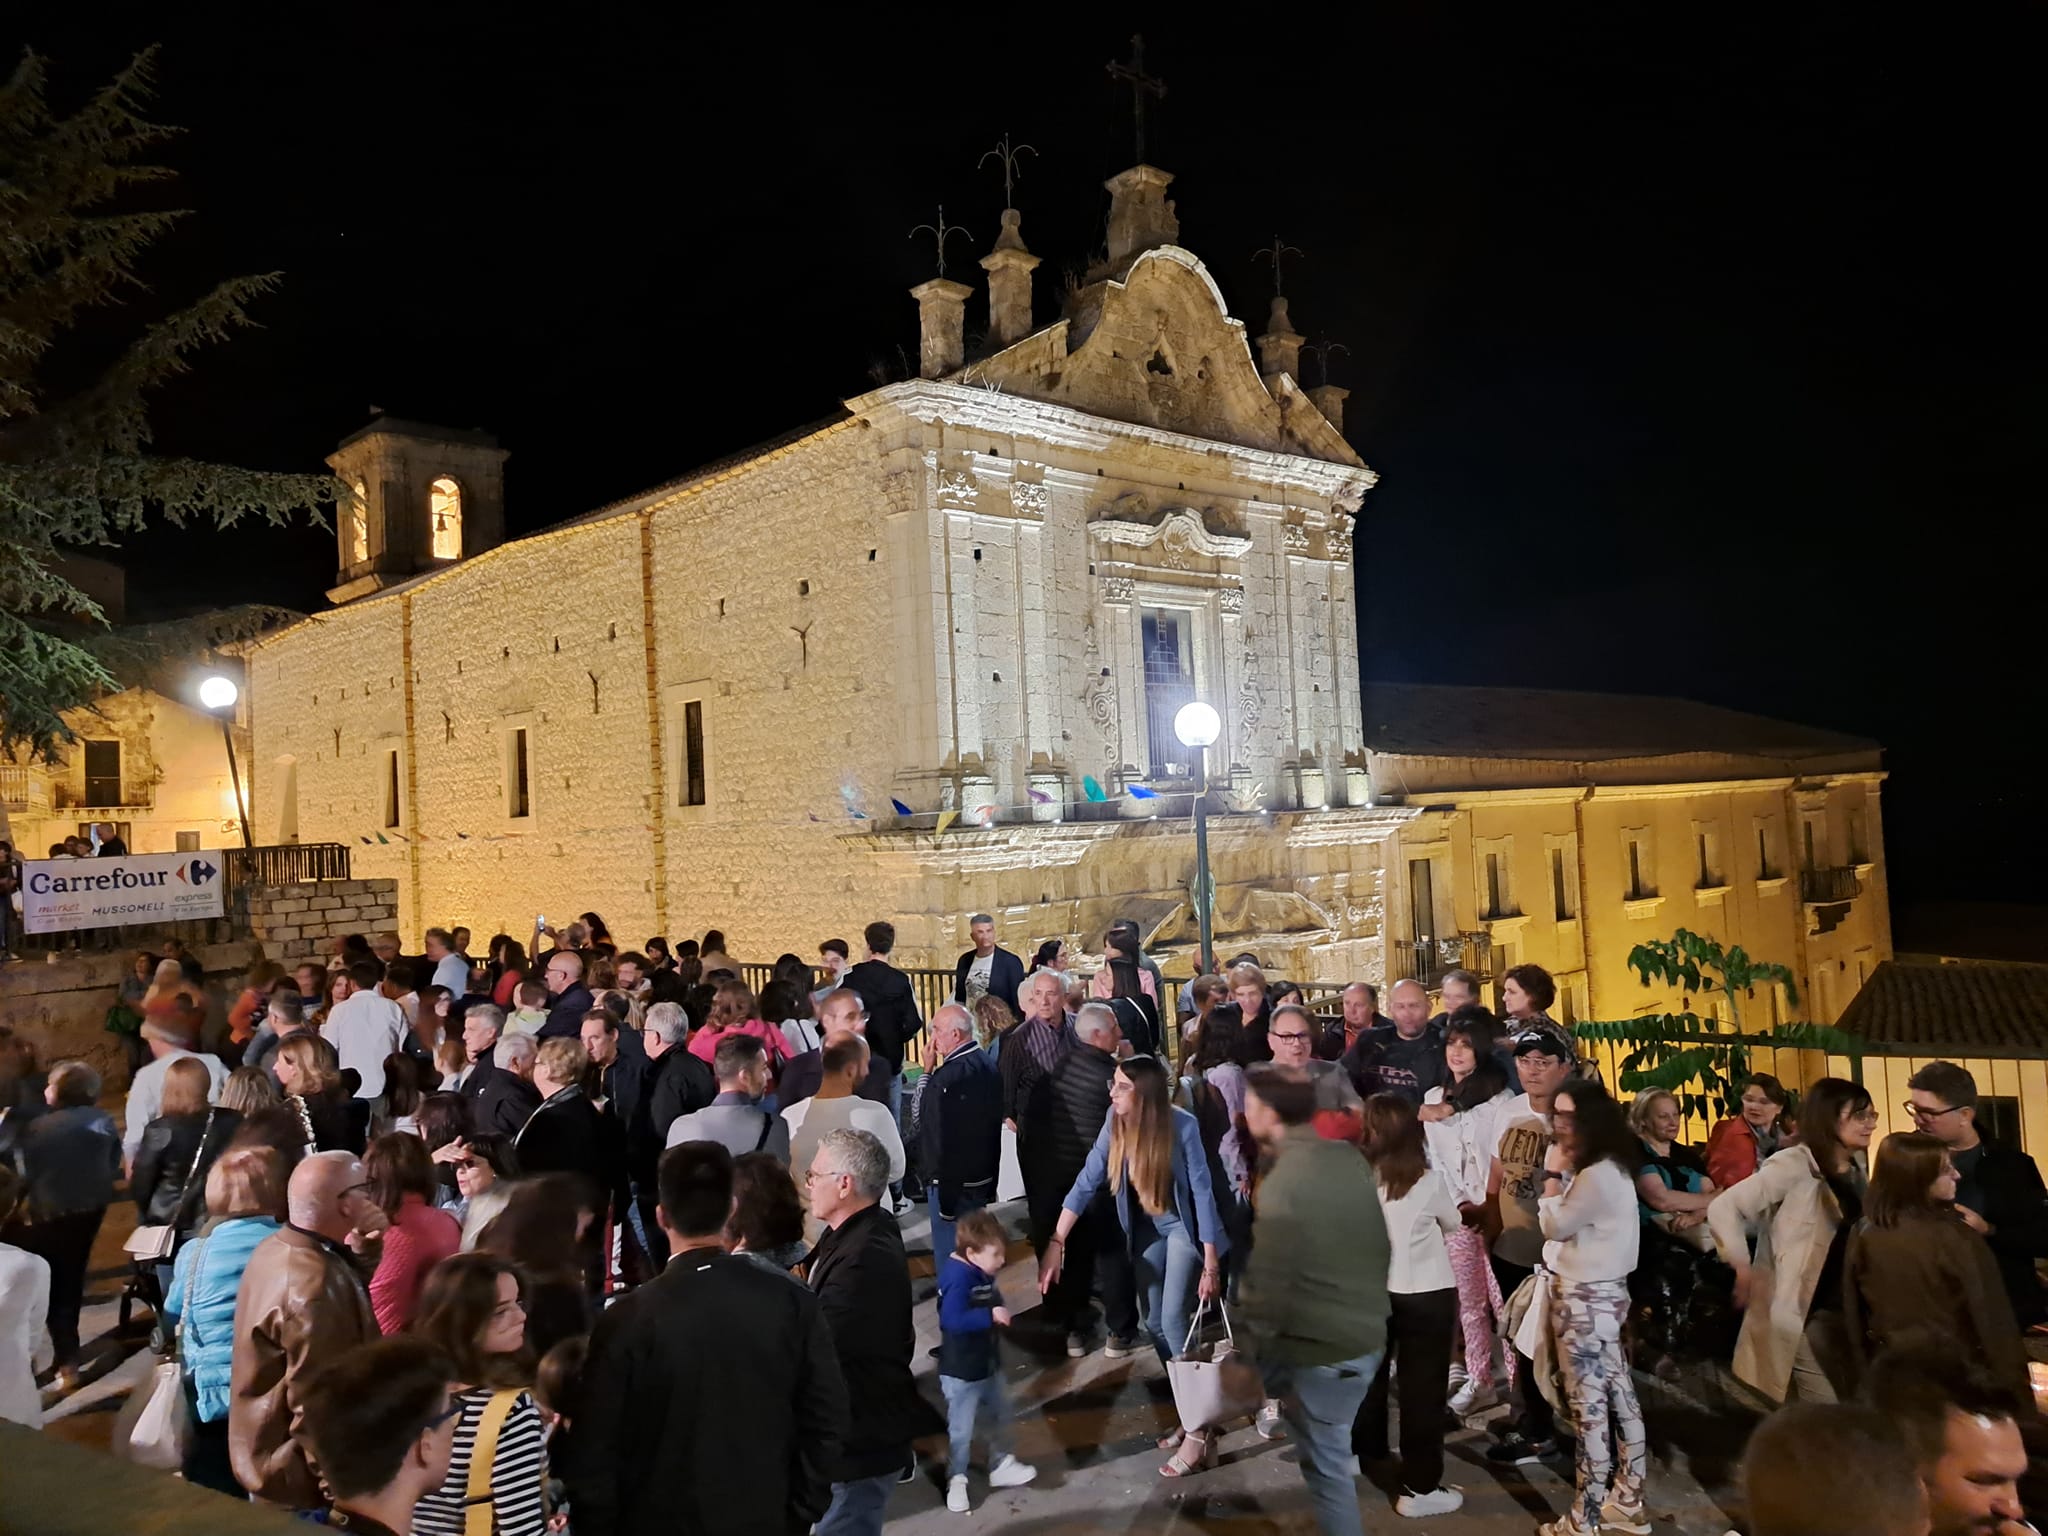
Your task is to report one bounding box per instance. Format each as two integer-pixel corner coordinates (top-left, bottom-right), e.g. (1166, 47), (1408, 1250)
(130, 1057), (241, 1244)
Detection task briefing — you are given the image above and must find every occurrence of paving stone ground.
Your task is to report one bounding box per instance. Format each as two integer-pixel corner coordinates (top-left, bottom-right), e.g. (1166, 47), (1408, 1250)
(36, 1191), (1759, 1533)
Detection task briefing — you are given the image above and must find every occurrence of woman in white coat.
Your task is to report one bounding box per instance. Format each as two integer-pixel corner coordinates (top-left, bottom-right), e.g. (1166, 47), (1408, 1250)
(1705, 1076), (1876, 1405)
(0, 1167), (52, 1428)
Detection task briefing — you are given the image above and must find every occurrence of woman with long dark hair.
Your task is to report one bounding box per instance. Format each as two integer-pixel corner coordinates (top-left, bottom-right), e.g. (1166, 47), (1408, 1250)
(411, 1252), (549, 1536)
(1422, 1009), (1515, 1417)
(579, 912), (617, 959)
(1040, 1054), (1226, 1476)
(477, 1173), (598, 1359)
(364, 1132), (461, 1333)
(1537, 1078), (1648, 1536)
(726, 1150), (809, 1275)
(1844, 1131), (2026, 1395)
(1356, 1093), (1465, 1516)
(1707, 1075), (1877, 1405)
(489, 934), (529, 1009)
(1095, 932), (1162, 1057)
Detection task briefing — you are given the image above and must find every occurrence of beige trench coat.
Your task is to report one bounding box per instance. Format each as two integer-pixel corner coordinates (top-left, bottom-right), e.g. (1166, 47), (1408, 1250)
(1705, 1143), (1844, 1404)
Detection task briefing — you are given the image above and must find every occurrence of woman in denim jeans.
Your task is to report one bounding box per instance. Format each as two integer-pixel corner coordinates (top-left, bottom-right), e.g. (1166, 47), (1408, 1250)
(1039, 1049), (1226, 1475)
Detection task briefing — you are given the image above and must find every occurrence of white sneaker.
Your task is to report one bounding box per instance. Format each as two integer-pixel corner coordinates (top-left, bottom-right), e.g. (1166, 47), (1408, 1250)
(1600, 1499), (1653, 1535)
(946, 1475), (970, 1513)
(988, 1454), (1038, 1488)
(1255, 1399), (1286, 1439)
(1447, 1377), (1498, 1417)
(1395, 1485), (1464, 1518)
(1447, 1361), (1469, 1394)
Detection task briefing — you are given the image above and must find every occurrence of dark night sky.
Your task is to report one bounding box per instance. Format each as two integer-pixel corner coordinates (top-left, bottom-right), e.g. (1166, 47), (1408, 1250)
(13, 10), (2042, 910)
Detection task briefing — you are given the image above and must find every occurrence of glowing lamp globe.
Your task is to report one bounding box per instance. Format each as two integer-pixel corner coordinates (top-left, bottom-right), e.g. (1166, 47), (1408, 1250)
(198, 675), (239, 711)
(1174, 700), (1221, 749)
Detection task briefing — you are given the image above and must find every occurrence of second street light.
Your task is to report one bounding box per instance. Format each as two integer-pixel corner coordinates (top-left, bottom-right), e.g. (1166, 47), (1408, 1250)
(1174, 700), (1222, 976)
(199, 673), (252, 850)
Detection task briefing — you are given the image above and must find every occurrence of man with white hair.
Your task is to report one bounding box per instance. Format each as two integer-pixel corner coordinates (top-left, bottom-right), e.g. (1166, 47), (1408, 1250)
(806, 1128), (939, 1535)
(462, 1006), (542, 1138)
(228, 1151), (385, 1507)
(642, 1000), (716, 1145)
(910, 1003), (1004, 1260)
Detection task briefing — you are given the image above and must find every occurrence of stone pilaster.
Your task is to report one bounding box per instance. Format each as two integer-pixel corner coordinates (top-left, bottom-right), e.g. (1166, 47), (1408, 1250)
(1102, 165), (1179, 270)
(981, 209), (1041, 348)
(1257, 296), (1304, 384)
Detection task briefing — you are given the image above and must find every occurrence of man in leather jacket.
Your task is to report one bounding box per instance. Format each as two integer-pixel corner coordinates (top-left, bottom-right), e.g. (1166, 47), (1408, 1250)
(229, 1151), (385, 1506)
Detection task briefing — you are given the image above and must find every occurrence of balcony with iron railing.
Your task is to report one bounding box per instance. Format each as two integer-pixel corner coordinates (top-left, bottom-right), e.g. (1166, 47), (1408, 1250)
(1395, 933), (1495, 991)
(0, 764), (51, 815)
(1800, 866), (1862, 904)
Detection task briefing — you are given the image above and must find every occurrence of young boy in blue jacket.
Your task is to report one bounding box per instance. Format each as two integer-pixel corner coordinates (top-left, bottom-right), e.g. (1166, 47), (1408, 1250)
(937, 1208), (1038, 1512)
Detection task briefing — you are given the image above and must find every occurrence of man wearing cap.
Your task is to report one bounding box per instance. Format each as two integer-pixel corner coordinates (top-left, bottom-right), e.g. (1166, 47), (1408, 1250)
(123, 1015), (228, 1170)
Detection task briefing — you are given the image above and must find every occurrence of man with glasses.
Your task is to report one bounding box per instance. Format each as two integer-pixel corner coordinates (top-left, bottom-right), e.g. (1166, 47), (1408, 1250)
(298, 1337), (462, 1536)
(538, 948), (595, 1040)
(1906, 1061), (2048, 1326)
(229, 1151), (386, 1506)
(805, 1128), (940, 1536)
(1269, 1003), (1365, 1143)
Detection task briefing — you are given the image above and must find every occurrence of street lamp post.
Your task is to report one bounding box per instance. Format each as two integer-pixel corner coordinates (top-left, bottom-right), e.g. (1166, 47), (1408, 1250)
(1174, 701), (1222, 976)
(199, 675), (251, 850)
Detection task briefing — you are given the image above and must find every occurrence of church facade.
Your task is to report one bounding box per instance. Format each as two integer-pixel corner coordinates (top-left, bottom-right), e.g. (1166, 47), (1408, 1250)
(243, 161), (1893, 1019)
(246, 163), (1409, 977)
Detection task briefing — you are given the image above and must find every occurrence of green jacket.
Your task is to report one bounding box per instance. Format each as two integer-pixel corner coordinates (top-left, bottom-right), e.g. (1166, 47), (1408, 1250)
(1238, 1126), (1391, 1367)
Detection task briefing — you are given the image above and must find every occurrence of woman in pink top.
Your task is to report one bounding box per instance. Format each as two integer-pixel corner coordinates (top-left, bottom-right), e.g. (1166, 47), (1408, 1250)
(364, 1132), (461, 1333)
(685, 979), (792, 1077)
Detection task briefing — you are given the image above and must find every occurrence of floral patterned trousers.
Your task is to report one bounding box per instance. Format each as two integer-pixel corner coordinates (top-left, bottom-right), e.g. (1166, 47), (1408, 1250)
(1552, 1274), (1646, 1527)
(1445, 1224), (1515, 1390)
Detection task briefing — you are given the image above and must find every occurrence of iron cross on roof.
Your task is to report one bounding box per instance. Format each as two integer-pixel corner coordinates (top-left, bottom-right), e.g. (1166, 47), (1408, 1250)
(1106, 34), (1167, 164)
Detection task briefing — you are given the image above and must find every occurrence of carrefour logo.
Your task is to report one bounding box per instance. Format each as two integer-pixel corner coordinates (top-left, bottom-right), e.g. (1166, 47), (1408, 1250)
(176, 858), (219, 886)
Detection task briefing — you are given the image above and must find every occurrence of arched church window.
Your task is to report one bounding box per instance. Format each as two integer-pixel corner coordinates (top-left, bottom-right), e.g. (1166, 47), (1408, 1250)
(429, 476), (463, 560)
(349, 478), (370, 564)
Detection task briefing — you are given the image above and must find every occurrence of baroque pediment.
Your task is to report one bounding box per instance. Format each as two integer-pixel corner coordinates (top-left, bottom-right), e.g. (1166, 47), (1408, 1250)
(1088, 498), (1252, 560)
(959, 246), (1363, 468)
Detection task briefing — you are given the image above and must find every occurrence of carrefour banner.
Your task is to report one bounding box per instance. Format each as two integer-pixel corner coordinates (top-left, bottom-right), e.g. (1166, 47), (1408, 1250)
(20, 851), (226, 933)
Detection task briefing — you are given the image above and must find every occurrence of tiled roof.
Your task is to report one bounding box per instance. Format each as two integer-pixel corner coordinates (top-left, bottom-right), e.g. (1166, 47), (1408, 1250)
(1362, 682), (1879, 763)
(1833, 961), (2048, 1055)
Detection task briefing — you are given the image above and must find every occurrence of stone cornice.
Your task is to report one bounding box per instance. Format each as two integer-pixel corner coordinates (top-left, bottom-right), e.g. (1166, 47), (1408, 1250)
(846, 379), (1378, 508)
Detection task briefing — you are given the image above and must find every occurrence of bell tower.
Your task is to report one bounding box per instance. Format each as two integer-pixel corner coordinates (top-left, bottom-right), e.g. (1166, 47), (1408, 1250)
(326, 416), (509, 605)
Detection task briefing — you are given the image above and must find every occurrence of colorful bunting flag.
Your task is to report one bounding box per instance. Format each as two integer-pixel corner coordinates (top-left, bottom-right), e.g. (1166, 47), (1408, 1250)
(1028, 787), (1053, 804)
(1127, 784), (1158, 800)
(935, 809), (959, 836)
(890, 797), (914, 817)
(1082, 775), (1108, 802)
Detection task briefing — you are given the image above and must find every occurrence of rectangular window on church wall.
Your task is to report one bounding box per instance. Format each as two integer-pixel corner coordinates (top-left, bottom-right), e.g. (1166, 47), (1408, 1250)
(381, 747), (401, 830)
(680, 701), (705, 807)
(508, 730), (530, 820)
(1140, 607), (1196, 777)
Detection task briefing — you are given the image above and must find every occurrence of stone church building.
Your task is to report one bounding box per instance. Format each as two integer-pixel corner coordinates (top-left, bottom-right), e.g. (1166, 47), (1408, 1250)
(244, 159), (1893, 1019)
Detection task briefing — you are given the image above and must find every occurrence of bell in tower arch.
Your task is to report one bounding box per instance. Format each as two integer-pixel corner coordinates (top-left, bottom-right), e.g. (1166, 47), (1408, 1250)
(324, 415), (508, 605)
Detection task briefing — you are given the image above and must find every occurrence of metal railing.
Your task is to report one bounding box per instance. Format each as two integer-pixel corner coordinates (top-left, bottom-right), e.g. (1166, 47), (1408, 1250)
(1395, 933), (1494, 990)
(1800, 866), (1862, 904)
(0, 764), (50, 815)
(224, 842), (351, 892)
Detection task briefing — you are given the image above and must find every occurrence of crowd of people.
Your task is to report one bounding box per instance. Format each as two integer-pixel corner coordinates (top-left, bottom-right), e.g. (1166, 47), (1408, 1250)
(0, 908), (2044, 1536)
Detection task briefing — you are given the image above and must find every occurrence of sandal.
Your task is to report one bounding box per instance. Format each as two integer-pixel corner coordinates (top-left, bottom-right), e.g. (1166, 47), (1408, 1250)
(1159, 1429), (1215, 1477)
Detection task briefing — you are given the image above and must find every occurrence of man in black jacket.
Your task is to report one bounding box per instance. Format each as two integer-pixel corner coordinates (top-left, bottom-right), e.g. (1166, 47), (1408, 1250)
(843, 920), (923, 1080)
(1019, 1003), (1141, 1358)
(1907, 1061), (2048, 1325)
(804, 1126), (940, 1535)
(463, 1013), (543, 1139)
(570, 1142), (847, 1536)
(539, 948), (597, 1041)
(951, 913), (1024, 1011)
(632, 1001), (714, 1268)
(780, 988), (891, 1109)
(911, 1004), (1003, 1262)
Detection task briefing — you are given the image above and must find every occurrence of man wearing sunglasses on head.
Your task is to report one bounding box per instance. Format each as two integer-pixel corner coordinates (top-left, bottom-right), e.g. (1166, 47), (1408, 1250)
(1905, 1062), (2048, 1328)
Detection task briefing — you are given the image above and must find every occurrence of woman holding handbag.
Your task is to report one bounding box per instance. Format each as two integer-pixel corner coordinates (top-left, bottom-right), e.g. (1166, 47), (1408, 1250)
(158, 1146), (287, 1493)
(129, 1059), (240, 1280)
(1040, 1051), (1227, 1476)
(411, 1252), (550, 1536)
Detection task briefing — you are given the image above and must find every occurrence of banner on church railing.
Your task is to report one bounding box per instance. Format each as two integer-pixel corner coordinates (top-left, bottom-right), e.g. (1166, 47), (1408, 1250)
(19, 851), (227, 933)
